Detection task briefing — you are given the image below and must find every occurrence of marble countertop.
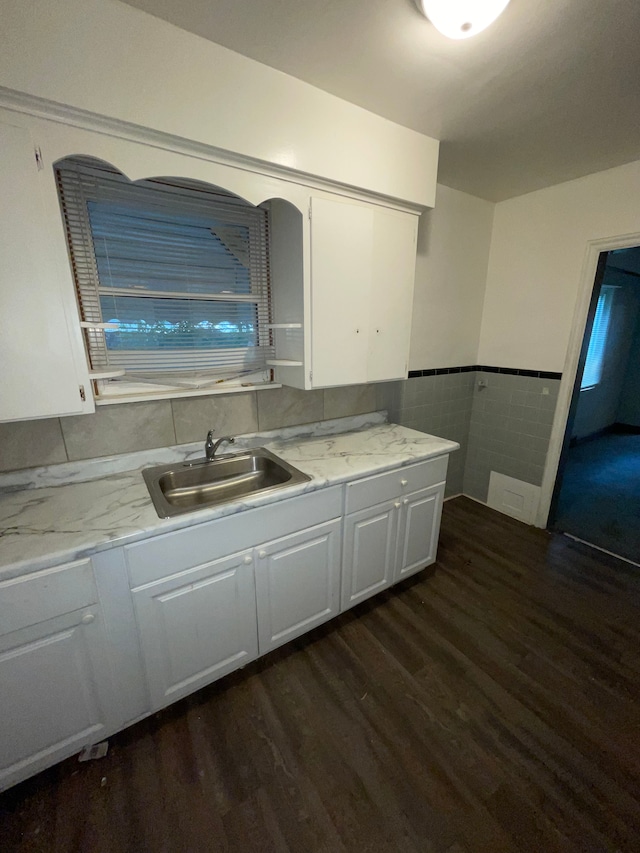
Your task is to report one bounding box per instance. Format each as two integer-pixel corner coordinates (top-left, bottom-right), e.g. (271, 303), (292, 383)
(0, 415), (458, 580)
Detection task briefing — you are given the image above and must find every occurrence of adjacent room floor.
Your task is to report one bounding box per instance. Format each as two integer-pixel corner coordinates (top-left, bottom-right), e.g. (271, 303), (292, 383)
(552, 431), (640, 564)
(2, 497), (640, 852)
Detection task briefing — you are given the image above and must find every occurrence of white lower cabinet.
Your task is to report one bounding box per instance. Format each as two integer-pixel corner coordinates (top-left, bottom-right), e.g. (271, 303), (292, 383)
(342, 501), (398, 609)
(0, 559), (118, 791)
(126, 488), (343, 711)
(255, 519), (341, 654)
(341, 457), (448, 612)
(396, 484), (445, 582)
(131, 550), (258, 711)
(1, 459), (452, 791)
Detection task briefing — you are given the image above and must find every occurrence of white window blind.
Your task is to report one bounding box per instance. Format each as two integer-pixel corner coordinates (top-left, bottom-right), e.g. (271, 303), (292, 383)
(581, 286), (615, 390)
(55, 158), (273, 396)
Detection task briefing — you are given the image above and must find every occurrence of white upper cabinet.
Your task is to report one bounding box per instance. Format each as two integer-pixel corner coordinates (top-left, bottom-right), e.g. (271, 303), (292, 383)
(0, 109), (422, 412)
(309, 197), (372, 387)
(368, 206), (419, 382)
(306, 195), (418, 389)
(0, 119), (92, 422)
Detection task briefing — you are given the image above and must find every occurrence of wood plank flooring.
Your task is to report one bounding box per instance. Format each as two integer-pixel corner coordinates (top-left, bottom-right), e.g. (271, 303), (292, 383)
(2, 496), (640, 852)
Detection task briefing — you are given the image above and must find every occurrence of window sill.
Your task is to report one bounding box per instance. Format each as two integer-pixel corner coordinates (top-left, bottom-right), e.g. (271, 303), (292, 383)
(94, 382), (282, 406)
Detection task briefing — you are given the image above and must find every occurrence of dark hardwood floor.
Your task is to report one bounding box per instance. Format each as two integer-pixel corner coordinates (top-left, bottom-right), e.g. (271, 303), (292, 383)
(3, 496), (640, 852)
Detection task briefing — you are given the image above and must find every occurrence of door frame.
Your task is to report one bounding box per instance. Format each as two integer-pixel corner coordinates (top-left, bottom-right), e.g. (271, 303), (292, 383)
(536, 230), (640, 528)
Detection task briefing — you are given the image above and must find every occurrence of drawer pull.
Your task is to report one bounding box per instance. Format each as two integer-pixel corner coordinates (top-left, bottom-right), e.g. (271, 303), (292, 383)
(259, 550), (267, 559)
(394, 502), (401, 509)
(400, 479), (408, 487)
(403, 499), (409, 505)
(243, 555), (253, 565)
(81, 613), (95, 625)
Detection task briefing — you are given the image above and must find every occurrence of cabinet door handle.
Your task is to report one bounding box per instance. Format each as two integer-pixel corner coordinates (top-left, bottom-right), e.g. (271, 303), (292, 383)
(243, 555), (253, 565)
(400, 479), (408, 487)
(81, 613), (95, 625)
(394, 502), (401, 509)
(259, 550), (267, 559)
(403, 499), (409, 505)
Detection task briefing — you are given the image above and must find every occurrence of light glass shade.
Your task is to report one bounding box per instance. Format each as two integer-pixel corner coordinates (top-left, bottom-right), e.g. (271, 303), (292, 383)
(420, 0), (512, 39)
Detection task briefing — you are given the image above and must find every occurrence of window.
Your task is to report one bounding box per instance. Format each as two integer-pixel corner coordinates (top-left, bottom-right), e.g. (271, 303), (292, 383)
(55, 157), (273, 400)
(581, 286), (614, 390)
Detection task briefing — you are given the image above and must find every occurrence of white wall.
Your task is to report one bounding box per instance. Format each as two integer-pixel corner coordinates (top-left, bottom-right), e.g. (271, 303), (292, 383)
(478, 160), (640, 371)
(618, 304), (640, 427)
(409, 184), (494, 369)
(0, 0), (438, 207)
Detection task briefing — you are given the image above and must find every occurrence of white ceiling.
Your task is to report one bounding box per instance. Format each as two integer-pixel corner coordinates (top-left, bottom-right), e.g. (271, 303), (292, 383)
(121, 0), (640, 201)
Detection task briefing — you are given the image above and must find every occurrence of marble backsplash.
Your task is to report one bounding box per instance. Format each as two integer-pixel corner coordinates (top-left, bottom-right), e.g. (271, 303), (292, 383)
(0, 383), (388, 474)
(0, 412), (388, 492)
(0, 372), (560, 503)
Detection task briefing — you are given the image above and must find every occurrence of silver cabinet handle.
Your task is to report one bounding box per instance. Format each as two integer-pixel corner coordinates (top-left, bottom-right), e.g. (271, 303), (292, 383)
(403, 498), (409, 505)
(394, 502), (401, 509)
(259, 550), (267, 559)
(400, 479), (408, 487)
(81, 613), (95, 625)
(243, 555), (253, 565)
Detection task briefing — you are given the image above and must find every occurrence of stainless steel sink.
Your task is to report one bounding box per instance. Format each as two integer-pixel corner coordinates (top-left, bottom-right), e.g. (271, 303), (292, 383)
(142, 447), (311, 518)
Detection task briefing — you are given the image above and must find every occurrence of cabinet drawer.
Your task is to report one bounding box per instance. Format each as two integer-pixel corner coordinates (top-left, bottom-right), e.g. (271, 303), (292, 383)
(0, 559), (97, 636)
(126, 486), (342, 589)
(345, 456), (448, 514)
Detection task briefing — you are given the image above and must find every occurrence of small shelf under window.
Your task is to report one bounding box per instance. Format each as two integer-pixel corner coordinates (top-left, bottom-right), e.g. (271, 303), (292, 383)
(80, 322), (119, 330)
(89, 369), (126, 380)
(266, 323), (302, 330)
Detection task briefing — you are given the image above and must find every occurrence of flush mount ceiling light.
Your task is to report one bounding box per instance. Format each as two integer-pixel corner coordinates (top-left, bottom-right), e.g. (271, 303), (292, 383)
(418, 0), (512, 39)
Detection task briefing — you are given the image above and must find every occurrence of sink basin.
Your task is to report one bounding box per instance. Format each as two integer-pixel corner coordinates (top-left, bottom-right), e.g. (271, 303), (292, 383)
(142, 447), (311, 518)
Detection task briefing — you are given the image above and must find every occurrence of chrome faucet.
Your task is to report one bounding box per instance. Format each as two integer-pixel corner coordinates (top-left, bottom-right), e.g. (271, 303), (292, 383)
(205, 430), (235, 461)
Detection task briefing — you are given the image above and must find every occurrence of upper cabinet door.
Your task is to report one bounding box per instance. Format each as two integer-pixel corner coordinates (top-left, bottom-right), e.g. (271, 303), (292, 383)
(309, 196), (372, 388)
(0, 120), (91, 422)
(368, 209), (418, 382)
(308, 195), (418, 389)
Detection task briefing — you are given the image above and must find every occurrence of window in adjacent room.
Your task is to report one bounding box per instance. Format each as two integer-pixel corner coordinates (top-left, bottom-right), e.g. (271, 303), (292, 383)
(55, 157), (273, 401)
(581, 285), (615, 390)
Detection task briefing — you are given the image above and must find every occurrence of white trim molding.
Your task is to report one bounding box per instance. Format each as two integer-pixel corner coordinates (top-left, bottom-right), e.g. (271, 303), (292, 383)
(0, 88), (424, 216)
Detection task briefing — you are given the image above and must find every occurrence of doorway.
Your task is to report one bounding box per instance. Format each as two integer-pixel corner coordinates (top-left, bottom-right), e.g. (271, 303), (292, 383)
(549, 246), (640, 563)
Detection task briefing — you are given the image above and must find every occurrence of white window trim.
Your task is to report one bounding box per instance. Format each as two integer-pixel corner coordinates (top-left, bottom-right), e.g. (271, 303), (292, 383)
(95, 380), (283, 406)
(56, 157), (275, 403)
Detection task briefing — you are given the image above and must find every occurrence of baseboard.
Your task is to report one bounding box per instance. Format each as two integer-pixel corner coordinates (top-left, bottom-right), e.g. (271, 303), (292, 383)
(570, 425), (613, 446)
(562, 533), (640, 568)
(443, 492), (463, 502)
(460, 492), (488, 507)
(571, 422), (640, 445)
(612, 422), (640, 435)
(460, 489), (544, 528)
